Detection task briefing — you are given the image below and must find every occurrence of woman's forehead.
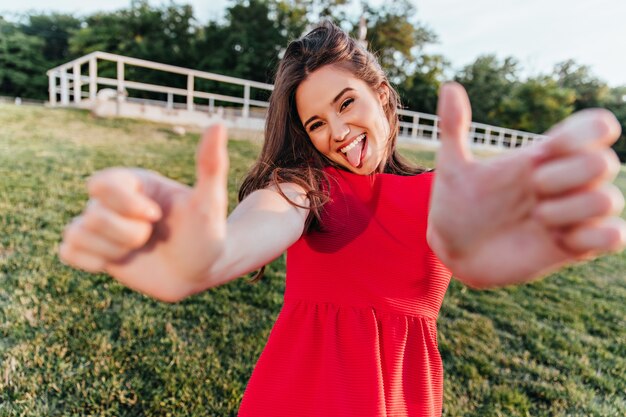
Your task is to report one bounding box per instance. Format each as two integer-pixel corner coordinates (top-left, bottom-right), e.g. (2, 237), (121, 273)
(295, 66), (366, 114)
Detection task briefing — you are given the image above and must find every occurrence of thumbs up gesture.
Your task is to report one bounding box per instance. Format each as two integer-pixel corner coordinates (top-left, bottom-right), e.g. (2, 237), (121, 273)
(59, 124), (230, 301)
(427, 83), (626, 288)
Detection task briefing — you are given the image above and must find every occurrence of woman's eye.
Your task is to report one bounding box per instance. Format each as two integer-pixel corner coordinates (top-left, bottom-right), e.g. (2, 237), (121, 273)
(309, 121), (323, 132)
(340, 98), (354, 111)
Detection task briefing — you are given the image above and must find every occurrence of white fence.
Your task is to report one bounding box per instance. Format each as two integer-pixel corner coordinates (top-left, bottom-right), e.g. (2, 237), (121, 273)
(47, 51), (544, 150)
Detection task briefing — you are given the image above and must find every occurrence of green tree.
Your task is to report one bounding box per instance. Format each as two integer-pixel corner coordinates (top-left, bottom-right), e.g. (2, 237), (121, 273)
(70, 0), (197, 64)
(553, 59), (609, 111)
(302, 0), (351, 22)
(605, 86), (626, 161)
(195, 0), (309, 106)
(398, 54), (448, 113)
(269, 0), (309, 42)
(69, 0), (199, 98)
(454, 54), (519, 125)
(0, 17), (48, 99)
(19, 13), (82, 64)
(361, 0), (436, 84)
(497, 76), (575, 133)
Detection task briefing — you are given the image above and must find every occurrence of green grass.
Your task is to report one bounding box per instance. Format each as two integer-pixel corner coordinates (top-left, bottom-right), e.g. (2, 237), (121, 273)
(0, 104), (625, 416)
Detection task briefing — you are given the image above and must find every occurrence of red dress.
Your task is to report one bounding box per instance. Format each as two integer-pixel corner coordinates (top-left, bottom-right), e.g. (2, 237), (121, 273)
(238, 167), (452, 417)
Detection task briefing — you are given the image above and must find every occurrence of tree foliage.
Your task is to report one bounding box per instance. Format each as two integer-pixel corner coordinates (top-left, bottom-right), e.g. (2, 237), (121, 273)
(196, 0), (286, 84)
(70, 0), (197, 63)
(0, 0), (624, 148)
(0, 17), (48, 98)
(454, 55), (519, 125)
(360, 0), (437, 84)
(553, 59), (610, 111)
(19, 13), (81, 64)
(69, 0), (198, 91)
(398, 54), (448, 114)
(497, 76), (575, 133)
(604, 85), (626, 160)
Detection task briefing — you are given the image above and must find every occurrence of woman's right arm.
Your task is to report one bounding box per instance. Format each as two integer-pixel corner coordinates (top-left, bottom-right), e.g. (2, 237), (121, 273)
(202, 182), (309, 289)
(59, 125), (309, 302)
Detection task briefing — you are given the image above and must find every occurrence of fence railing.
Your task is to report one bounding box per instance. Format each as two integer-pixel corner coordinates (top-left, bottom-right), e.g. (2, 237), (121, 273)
(396, 110), (541, 149)
(47, 51), (544, 149)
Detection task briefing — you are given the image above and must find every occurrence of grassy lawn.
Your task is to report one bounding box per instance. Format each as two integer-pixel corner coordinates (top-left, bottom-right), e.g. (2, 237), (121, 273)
(0, 103), (624, 416)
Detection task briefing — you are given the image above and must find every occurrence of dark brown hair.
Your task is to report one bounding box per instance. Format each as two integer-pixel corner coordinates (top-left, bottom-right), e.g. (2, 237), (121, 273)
(239, 21), (427, 279)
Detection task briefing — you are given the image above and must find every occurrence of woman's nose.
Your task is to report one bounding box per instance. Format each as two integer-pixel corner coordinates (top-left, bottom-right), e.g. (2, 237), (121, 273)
(330, 120), (350, 142)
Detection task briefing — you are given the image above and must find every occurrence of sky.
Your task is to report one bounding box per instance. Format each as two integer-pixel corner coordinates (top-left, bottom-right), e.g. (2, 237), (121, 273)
(2, 0), (625, 87)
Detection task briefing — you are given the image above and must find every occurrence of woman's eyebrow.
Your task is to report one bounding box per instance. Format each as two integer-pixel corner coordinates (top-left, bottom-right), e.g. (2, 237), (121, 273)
(303, 87), (355, 129)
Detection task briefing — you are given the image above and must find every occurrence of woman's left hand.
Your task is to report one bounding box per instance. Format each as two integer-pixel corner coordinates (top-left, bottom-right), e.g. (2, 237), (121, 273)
(427, 82), (626, 288)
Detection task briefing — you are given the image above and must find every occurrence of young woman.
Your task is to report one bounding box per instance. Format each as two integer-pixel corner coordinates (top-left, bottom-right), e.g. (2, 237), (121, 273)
(59, 22), (625, 416)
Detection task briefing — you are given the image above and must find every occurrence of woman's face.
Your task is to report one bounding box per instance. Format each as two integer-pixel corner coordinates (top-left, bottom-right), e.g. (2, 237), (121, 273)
(295, 65), (391, 174)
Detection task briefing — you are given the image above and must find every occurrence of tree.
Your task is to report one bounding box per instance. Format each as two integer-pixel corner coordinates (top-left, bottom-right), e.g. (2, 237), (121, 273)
(454, 55), (519, 125)
(0, 17), (48, 99)
(361, 0), (436, 84)
(398, 54), (448, 113)
(269, 0), (309, 42)
(69, 0), (199, 97)
(301, 0), (351, 23)
(70, 0), (198, 63)
(553, 60), (609, 111)
(196, 0), (305, 96)
(604, 85), (626, 161)
(19, 13), (82, 64)
(497, 76), (575, 133)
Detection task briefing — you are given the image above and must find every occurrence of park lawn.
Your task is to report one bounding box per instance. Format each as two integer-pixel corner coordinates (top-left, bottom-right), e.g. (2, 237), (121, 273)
(0, 103), (624, 416)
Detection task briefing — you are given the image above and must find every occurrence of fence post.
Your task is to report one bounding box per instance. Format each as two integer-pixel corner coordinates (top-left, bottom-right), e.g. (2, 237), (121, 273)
(73, 63), (81, 103)
(60, 70), (69, 105)
(48, 72), (57, 106)
(187, 74), (194, 111)
(412, 114), (419, 138)
(89, 57), (97, 100)
(243, 83), (250, 118)
(117, 60), (125, 104)
(167, 93), (173, 110)
(431, 118), (438, 141)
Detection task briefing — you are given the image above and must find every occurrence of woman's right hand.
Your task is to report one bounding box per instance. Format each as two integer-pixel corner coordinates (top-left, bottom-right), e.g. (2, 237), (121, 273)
(59, 124), (230, 302)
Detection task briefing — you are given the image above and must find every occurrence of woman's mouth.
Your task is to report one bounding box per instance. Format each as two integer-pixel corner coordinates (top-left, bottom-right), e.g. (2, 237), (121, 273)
(339, 133), (367, 168)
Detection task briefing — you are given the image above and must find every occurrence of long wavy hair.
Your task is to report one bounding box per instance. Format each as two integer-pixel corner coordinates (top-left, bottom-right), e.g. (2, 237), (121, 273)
(239, 21), (427, 279)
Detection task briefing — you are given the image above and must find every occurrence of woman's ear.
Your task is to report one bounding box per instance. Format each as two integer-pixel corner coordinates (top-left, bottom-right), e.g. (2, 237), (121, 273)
(377, 82), (389, 106)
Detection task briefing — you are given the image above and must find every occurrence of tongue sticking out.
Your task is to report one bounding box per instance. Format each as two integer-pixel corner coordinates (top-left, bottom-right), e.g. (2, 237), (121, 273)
(345, 139), (364, 168)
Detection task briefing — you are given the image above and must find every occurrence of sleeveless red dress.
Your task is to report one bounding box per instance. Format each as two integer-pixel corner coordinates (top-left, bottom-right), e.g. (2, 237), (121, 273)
(238, 167), (452, 417)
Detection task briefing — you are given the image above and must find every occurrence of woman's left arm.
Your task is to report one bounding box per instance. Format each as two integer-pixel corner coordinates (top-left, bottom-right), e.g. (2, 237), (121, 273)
(427, 82), (626, 288)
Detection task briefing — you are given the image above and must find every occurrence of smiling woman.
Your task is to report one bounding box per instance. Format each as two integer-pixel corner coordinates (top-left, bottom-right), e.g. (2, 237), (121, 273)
(58, 20), (626, 417)
(239, 21), (427, 235)
(296, 67), (391, 172)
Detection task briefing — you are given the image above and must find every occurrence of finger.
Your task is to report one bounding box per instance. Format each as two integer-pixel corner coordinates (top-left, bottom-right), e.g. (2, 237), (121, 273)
(59, 242), (106, 273)
(534, 184), (625, 227)
(532, 148), (621, 196)
(63, 219), (132, 261)
(82, 201), (154, 249)
(191, 124), (230, 216)
(435, 82), (474, 169)
(559, 217), (626, 254)
(538, 109), (621, 157)
(88, 169), (162, 221)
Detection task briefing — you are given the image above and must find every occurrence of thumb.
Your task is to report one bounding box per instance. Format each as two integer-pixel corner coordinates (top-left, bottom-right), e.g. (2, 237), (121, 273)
(436, 82), (474, 169)
(191, 123), (230, 213)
